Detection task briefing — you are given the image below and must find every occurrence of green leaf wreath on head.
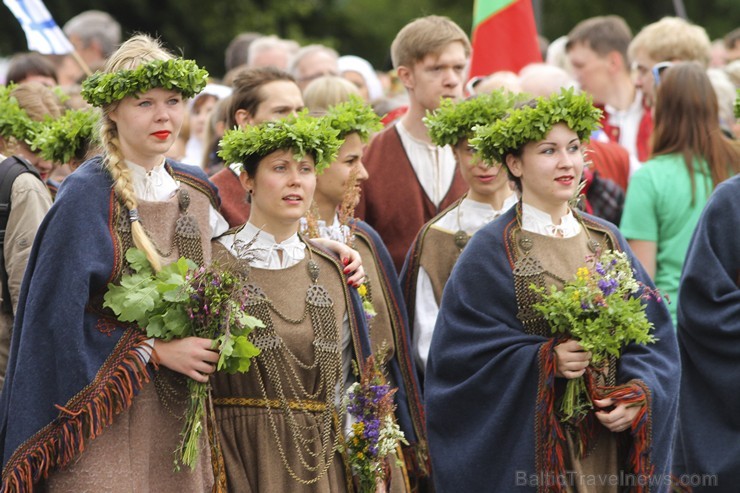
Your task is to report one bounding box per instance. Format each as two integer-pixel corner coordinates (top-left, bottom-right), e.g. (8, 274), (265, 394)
(81, 58), (209, 107)
(424, 89), (523, 148)
(470, 87), (603, 165)
(218, 110), (342, 174)
(323, 94), (383, 142)
(0, 84), (41, 145)
(30, 108), (100, 164)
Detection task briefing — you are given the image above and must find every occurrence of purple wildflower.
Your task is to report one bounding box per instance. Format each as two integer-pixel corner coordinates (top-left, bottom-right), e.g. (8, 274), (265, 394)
(598, 278), (618, 296)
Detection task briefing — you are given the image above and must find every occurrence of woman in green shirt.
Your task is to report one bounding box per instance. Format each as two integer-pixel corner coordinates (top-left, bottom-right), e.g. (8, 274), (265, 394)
(620, 62), (740, 324)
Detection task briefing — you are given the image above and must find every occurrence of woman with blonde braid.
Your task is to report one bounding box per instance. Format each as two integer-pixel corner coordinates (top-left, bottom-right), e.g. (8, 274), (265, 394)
(0, 34), (229, 491)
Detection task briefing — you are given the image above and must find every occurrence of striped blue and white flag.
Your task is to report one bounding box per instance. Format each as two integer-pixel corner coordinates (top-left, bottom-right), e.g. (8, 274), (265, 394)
(3, 0), (73, 55)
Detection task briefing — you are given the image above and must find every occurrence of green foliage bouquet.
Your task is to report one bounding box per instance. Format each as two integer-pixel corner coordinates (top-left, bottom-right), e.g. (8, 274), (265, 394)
(104, 248), (262, 470)
(531, 250), (658, 423)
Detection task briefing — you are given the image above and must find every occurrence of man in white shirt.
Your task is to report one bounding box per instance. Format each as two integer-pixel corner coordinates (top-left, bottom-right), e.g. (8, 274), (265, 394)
(210, 66), (304, 227)
(356, 15), (471, 271)
(566, 15), (649, 172)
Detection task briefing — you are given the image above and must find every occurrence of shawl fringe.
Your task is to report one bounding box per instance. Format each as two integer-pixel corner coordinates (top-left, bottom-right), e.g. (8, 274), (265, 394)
(595, 380), (654, 493)
(535, 339), (568, 493)
(1, 331), (152, 493)
(536, 344), (656, 493)
(670, 474), (694, 493)
(402, 440), (430, 478)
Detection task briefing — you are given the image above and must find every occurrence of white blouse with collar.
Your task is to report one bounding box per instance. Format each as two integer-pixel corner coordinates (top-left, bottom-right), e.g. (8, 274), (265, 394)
(298, 214), (351, 245)
(520, 202), (581, 238)
(217, 222), (307, 269)
(396, 121), (457, 208)
(126, 160), (229, 237)
(413, 194), (517, 375)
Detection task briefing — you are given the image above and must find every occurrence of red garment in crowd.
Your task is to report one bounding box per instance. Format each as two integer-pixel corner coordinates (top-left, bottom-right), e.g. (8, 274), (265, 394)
(355, 125), (468, 272)
(210, 167), (250, 228)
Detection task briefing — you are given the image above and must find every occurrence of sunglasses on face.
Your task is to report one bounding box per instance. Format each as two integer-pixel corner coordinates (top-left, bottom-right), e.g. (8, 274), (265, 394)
(652, 61), (674, 87)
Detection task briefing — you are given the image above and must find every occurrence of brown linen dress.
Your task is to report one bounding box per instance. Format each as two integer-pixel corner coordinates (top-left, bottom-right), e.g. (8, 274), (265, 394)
(44, 184), (215, 492)
(522, 229), (619, 493)
(211, 242), (353, 493)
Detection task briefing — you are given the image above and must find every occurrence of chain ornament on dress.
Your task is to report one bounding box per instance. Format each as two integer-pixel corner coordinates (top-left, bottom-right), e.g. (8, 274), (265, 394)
(242, 256), (343, 485)
(510, 205), (619, 386)
(512, 203), (600, 338)
(453, 201), (470, 252)
(174, 188), (204, 266)
(115, 186), (206, 416)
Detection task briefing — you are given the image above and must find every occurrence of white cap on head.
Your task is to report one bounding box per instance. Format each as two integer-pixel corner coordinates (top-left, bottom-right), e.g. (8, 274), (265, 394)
(189, 83), (232, 108)
(337, 55), (384, 101)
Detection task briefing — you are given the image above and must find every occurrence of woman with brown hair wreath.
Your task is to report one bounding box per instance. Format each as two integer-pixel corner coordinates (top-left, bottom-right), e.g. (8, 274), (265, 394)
(212, 112), (377, 492)
(400, 90), (518, 383)
(0, 34), (229, 491)
(424, 89), (679, 492)
(303, 94), (428, 491)
(0, 82), (63, 391)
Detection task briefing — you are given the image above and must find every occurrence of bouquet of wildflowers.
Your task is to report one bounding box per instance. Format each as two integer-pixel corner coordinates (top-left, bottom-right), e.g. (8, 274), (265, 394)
(344, 346), (407, 493)
(531, 250), (659, 423)
(104, 248), (262, 470)
(357, 283), (377, 325)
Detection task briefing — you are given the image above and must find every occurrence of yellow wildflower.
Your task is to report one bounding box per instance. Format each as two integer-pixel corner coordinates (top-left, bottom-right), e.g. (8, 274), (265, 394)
(357, 283), (367, 297)
(576, 267), (589, 281)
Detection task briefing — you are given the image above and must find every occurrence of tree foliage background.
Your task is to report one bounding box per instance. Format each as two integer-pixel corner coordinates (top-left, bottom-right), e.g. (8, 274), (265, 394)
(0, 0), (736, 79)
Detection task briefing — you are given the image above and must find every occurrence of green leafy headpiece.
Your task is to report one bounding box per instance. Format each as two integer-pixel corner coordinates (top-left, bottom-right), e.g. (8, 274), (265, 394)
(424, 90), (521, 148)
(218, 111), (341, 174)
(81, 58), (209, 107)
(30, 108), (100, 164)
(0, 84), (39, 145)
(323, 95), (383, 142)
(734, 88), (739, 119)
(470, 88), (603, 164)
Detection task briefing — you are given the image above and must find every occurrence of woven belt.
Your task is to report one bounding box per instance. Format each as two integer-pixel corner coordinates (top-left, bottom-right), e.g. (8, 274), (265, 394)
(212, 397), (327, 412)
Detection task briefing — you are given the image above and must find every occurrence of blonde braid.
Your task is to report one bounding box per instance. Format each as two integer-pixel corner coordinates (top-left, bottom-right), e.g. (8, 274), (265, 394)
(100, 117), (163, 272)
(94, 34), (181, 273)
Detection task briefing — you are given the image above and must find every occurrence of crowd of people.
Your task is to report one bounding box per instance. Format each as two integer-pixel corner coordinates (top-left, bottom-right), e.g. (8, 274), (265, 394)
(0, 7), (737, 492)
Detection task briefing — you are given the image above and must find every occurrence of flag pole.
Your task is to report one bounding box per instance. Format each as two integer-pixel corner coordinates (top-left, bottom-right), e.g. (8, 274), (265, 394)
(672, 0), (688, 19)
(69, 49), (92, 76)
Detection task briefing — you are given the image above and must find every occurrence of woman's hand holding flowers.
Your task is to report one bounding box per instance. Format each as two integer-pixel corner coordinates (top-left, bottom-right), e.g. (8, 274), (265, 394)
(153, 337), (219, 383)
(554, 339), (591, 379)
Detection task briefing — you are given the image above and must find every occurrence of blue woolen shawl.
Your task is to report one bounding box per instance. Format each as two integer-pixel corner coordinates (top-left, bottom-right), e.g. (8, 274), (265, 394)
(425, 206), (679, 492)
(0, 156), (219, 491)
(674, 175), (740, 490)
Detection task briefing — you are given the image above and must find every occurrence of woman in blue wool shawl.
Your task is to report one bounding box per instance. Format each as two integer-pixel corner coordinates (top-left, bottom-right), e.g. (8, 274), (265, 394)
(0, 35), (231, 491)
(673, 174), (740, 490)
(425, 89), (679, 493)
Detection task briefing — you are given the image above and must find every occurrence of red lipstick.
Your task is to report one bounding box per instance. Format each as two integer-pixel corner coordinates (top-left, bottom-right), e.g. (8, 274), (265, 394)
(152, 131), (171, 140)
